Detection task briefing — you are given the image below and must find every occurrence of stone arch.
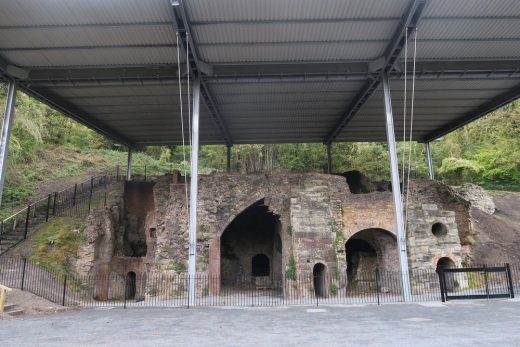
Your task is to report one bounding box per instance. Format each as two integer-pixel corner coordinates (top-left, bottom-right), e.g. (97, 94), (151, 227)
(313, 263), (327, 297)
(215, 198), (282, 292)
(431, 254), (459, 269)
(345, 228), (398, 281)
(436, 257), (458, 291)
(252, 254), (270, 276)
(125, 271), (136, 300)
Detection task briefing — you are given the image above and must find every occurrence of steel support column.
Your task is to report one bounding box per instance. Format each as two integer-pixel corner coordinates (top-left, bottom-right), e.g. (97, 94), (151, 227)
(326, 143), (332, 174)
(425, 142), (435, 180)
(226, 145), (231, 173)
(382, 73), (412, 302)
(126, 148), (133, 181)
(188, 77), (201, 306)
(0, 80), (18, 207)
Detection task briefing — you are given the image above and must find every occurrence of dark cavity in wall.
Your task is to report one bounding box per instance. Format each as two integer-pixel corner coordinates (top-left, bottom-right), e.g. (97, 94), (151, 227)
(340, 170), (391, 194)
(121, 181), (155, 257)
(345, 228), (398, 287)
(220, 199), (282, 286)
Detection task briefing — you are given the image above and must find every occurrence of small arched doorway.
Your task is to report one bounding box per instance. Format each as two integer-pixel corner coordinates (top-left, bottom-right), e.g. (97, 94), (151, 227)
(252, 254), (270, 276)
(436, 257), (457, 291)
(126, 271), (136, 300)
(313, 263), (326, 297)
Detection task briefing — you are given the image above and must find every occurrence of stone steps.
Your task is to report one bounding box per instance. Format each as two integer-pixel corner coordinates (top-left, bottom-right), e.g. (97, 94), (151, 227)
(3, 303), (25, 317)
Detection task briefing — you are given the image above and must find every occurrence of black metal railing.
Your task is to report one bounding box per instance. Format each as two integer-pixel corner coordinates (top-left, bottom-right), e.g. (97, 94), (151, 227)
(0, 171), (121, 255)
(5, 258), (517, 309)
(0, 165), (179, 255)
(438, 264), (516, 302)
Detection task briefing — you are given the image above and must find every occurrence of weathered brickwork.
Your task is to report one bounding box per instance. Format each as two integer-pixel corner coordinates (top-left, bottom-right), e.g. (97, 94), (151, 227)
(78, 173), (471, 296)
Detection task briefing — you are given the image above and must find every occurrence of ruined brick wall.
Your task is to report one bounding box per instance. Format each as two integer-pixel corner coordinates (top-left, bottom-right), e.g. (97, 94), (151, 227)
(79, 173), (472, 298)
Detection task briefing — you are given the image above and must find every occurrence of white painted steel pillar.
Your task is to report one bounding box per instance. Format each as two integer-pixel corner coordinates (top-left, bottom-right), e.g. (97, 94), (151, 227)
(0, 80), (18, 207)
(188, 77), (201, 306)
(126, 148), (133, 181)
(382, 73), (412, 302)
(425, 142), (435, 180)
(326, 143), (332, 174)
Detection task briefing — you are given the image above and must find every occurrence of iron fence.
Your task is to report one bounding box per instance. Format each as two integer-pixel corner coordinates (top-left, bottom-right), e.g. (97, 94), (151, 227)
(0, 164), (179, 255)
(3, 258), (516, 309)
(438, 264), (516, 301)
(0, 173), (123, 255)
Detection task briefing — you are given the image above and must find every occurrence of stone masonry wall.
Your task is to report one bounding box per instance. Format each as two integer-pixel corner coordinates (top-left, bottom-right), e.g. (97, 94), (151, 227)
(79, 173), (471, 297)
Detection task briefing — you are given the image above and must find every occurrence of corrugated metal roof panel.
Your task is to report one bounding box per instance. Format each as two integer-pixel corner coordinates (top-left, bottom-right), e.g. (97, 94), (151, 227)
(193, 21), (397, 44)
(0, 0), (170, 26)
(198, 41), (386, 63)
(423, 0), (520, 17)
(3, 46), (178, 67)
(209, 81), (366, 95)
(420, 18), (520, 40)
(187, 0), (409, 22)
(53, 85), (182, 98)
(0, 25), (175, 48)
(404, 40), (520, 60)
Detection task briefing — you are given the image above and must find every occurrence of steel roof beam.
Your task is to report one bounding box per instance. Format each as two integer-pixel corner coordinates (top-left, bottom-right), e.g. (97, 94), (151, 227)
(422, 82), (520, 142)
(21, 85), (135, 147)
(0, 22), (171, 30)
(169, 0), (232, 146)
(191, 17), (402, 26)
(28, 66), (179, 82)
(1, 44), (176, 52)
(323, 0), (428, 144)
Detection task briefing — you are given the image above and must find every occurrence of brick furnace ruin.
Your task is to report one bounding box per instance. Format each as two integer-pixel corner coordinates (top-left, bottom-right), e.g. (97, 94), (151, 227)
(75, 172), (475, 299)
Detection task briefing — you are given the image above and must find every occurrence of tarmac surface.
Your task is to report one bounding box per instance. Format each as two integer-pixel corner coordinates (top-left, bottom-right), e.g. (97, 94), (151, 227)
(1, 299), (520, 346)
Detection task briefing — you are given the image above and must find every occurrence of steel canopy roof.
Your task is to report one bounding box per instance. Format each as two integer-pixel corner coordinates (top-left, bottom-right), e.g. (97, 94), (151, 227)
(1, 0), (519, 147)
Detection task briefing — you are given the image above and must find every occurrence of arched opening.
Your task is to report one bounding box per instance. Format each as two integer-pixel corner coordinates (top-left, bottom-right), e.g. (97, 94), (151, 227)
(220, 199), (282, 288)
(313, 263), (326, 297)
(125, 271), (136, 300)
(345, 228), (397, 285)
(436, 257), (457, 291)
(252, 254), (270, 276)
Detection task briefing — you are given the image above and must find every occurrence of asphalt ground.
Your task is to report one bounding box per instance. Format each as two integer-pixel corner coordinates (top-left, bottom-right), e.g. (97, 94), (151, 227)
(1, 299), (520, 347)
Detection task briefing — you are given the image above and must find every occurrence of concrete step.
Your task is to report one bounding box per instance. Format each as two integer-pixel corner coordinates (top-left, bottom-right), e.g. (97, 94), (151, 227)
(7, 309), (25, 317)
(3, 304), (25, 316)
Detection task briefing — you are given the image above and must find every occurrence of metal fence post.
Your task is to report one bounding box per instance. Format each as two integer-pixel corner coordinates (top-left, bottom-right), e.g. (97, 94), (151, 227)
(24, 205), (31, 239)
(21, 258), (27, 290)
(0, 220), (3, 245)
(144, 165), (147, 181)
(437, 268), (446, 302)
(52, 192), (58, 216)
(124, 277), (128, 309)
(88, 176), (94, 213)
(116, 165), (120, 182)
(72, 184), (77, 206)
(506, 263), (515, 299)
(484, 264), (490, 300)
(45, 194), (51, 221)
(62, 275), (67, 306)
(376, 268), (380, 305)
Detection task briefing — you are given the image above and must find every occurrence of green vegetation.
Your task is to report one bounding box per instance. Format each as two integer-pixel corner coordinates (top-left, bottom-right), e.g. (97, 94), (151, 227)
(167, 259), (187, 273)
(30, 218), (85, 277)
(1, 85), (519, 213)
(330, 283), (338, 296)
(285, 254), (297, 280)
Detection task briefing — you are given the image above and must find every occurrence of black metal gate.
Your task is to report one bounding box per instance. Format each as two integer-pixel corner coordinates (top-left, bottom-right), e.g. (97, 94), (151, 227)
(437, 264), (515, 302)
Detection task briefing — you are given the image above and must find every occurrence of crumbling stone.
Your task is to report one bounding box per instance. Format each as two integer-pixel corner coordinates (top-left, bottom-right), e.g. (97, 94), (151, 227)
(455, 183), (496, 214)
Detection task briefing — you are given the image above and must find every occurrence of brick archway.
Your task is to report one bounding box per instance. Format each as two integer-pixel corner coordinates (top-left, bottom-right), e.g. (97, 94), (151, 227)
(209, 197), (282, 295)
